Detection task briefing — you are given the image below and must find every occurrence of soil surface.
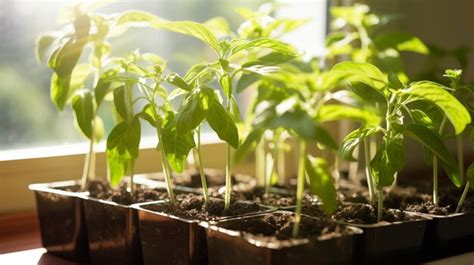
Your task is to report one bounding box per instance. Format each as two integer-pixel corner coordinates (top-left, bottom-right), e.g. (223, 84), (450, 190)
(149, 169), (249, 188)
(332, 204), (419, 224)
(405, 189), (474, 215)
(217, 212), (354, 241)
(143, 193), (263, 221)
(87, 180), (173, 205)
(210, 186), (316, 207)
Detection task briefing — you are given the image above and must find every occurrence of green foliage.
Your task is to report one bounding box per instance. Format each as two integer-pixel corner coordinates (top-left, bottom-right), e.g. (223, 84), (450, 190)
(338, 127), (381, 161)
(401, 81), (471, 135)
(106, 116), (141, 186)
(371, 137), (405, 189)
(305, 156), (337, 214)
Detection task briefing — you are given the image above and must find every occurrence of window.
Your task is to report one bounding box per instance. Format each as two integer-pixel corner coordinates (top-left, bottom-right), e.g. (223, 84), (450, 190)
(0, 0), (328, 152)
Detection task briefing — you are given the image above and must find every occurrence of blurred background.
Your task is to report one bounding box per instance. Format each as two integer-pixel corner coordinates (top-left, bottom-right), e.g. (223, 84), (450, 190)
(0, 0), (328, 151)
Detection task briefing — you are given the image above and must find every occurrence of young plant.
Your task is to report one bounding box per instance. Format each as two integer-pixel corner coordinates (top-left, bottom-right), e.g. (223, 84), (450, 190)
(333, 62), (470, 221)
(126, 18), (300, 209)
(105, 51), (197, 202)
(327, 3), (429, 186)
(436, 69), (474, 212)
(36, 6), (124, 190)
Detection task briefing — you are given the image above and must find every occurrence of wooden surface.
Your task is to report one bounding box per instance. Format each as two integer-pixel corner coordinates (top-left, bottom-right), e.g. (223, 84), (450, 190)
(1, 211), (473, 264)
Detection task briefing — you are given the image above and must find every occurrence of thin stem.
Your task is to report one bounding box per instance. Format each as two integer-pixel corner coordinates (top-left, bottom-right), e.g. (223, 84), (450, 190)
(292, 139), (306, 238)
(256, 139), (266, 187)
(224, 142), (232, 209)
(377, 188), (383, 223)
(433, 156), (439, 206)
(363, 139), (375, 203)
(433, 116), (447, 206)
(277, 141), (286, 186)
(457, 135), (465, 184)
(157, 125), (176, 205)
(348, 146), (359, 182)
(80, 116), (96, 190)
(456, 182), (470, 213)
(130, 159), (136, 198)
(196, 125), (210, 203)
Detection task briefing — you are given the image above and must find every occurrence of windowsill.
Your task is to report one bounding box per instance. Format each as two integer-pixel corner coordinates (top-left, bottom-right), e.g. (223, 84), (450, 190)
(0, 132), (220, 162)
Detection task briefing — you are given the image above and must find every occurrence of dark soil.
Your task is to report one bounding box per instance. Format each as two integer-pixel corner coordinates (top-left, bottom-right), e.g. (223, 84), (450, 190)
(151, 169), (248, 188)
(332, 204), (419, 224)
(87, 180), (173, 205)
(405, 189), (474, 215)
(209, 186), (316, 207)
(144, 192), (263, 221)
(217, 212), (353, 241)
(343, 187), (428, 209)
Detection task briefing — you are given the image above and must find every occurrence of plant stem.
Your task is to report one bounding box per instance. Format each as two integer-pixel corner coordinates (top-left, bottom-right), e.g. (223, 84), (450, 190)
(455, 181), (470, 213)
(224, 142), (232, 209)
(363, 139), (375, 203)
(292, 139), (306, 238)
(433, 157), (439, 205)
(348, 145), (359, 182)
(277, 141), (285, 186)
(196, 125), (210, 203)
(156, 125), (176, 205)
(256, 139), (266, 187)
(130, 159), (136, 198)
(377, 188), (383, 223)
(80, 116), (96, 190)
(457, 135), (465, 184)
(433, 116), (447, 206)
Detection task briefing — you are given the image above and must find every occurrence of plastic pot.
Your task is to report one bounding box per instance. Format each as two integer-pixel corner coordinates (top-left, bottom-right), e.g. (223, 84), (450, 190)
(332, 205), (430, 265)
(418, 211), (474, 259)
(81, 195), (142, 265)
(29, 180), (89, 262)
(133, 200), (275, 265)
(204, 210), (362, 265)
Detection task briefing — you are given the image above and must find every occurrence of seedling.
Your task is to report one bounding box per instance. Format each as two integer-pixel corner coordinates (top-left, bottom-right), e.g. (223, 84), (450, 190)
(327, 3), (429, 190)
(36, 5), (129, 190)
(138, 18), (299, 209)
(333, 62), (470, 221)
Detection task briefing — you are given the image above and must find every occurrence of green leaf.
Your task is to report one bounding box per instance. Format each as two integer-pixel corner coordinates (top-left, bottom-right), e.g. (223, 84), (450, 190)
(35, 34), (56, 63)
(204, 16), (230, 37)
(403, 123), (461, 187)
(234, 128), (264, 163)
(242, 52), (298, 67)
(388, 72), (404, 89)
(107, 146), (130, 187)
(70, 64), (94, 93)
(175, 90), (208, 134)
(316, 104), (381, 127)
(236, 73), (260, 93)
(229, 96), (241, 123)
(466, 164), (474, 189)
(152, 21), (221, 55)
(139, 104), (158, 127)
(374, 32), (429, 54)
(305, 156), (337, 214)
(115, 10), (163, 27)
(219, 74), (232, 98)
(113, 86), (127, 120)
(338, 127), (381, 161)
(410, 109), (435, 165)
(206, 97), (239, 149)
(330, 62), (388, 92)
(166, 73), (192, 91)
(160, 112), (196, 173)
(72, 92), (94, 140)
(50, 73), (71, 110)
(229, 38), (299, 57)
(371, 137), (405, 189)
(402, 81), (471, 135)
(106, 116), (141, 186)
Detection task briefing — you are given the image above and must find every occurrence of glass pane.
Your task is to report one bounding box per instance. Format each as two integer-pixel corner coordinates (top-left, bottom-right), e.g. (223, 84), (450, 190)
(0, 0), (327, 151)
